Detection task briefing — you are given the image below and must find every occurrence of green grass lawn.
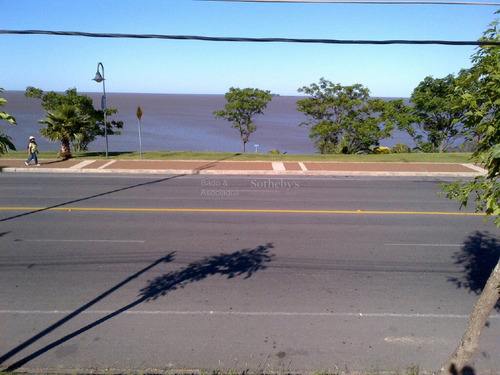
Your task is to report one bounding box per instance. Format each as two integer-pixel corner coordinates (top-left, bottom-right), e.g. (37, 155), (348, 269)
(1, 150), (474, 163)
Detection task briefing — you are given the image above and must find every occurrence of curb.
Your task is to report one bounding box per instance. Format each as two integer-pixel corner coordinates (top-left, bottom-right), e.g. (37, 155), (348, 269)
(0, 166), (485, 178)
(0, 159), (487, 178)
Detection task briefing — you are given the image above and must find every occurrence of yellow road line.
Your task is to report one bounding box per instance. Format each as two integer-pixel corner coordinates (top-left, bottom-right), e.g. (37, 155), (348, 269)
(0, 206), (484, 216)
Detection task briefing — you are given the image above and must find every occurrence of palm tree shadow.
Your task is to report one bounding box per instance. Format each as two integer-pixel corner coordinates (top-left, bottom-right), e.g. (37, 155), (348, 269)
(140, 242), (275, 301)
(2, 243), (275, 372)
(448, 231), (500, 311)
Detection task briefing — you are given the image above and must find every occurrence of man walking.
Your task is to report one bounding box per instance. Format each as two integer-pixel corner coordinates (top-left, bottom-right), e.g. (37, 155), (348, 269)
(25, 136), (40, 166)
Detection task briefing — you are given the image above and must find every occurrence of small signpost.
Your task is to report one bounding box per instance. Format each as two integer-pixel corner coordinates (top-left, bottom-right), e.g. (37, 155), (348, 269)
(254, 144), (259, 153)
(136, 106), (143, 159)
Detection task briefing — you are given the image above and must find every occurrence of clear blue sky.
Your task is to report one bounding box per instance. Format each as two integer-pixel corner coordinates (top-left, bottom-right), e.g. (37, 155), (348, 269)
(2, 0), (499, 97)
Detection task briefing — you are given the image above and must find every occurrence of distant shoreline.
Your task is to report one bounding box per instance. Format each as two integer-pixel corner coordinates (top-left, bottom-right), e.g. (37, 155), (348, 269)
(2, 91), (411, 155)
(3, 90), (409, 100)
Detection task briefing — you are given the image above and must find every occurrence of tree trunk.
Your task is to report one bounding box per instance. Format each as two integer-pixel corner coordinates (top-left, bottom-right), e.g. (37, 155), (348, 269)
(439, 138), (446, 153)
(242, 140), (246, 153)
(59, 137), (72, 160)
(438, 259), (500, 375)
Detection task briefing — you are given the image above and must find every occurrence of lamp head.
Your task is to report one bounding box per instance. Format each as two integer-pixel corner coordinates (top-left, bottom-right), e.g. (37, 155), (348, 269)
(93, 71), (104, 83)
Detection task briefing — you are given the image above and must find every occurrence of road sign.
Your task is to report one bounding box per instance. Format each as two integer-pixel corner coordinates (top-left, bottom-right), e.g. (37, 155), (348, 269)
(136, 106), (143, 121)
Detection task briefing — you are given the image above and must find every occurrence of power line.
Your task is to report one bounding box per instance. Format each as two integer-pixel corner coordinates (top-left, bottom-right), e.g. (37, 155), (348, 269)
(1, 30), (499, 46)
(202, 0), (500, 5)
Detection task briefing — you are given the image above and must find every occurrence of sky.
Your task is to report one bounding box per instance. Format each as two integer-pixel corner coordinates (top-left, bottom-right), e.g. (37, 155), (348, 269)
(1, 0), (499, 97)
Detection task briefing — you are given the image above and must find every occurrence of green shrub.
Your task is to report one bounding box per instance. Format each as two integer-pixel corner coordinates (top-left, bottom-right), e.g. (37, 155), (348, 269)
(391, 143), (412, 153)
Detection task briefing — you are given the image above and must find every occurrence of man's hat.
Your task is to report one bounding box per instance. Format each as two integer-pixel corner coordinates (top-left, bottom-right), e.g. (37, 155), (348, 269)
(29, 136), (35, 140)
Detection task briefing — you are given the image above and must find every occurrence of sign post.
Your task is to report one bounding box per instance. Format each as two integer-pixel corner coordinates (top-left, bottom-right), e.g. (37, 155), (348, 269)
(136, 106), (143, 159)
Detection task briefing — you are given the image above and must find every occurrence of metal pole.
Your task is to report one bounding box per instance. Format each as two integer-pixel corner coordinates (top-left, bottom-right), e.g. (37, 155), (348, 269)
(99, 63), (108, 159)
(93, 62), (108, 159)
(136, 106), (143, 159)
(138, 117), (143, 159)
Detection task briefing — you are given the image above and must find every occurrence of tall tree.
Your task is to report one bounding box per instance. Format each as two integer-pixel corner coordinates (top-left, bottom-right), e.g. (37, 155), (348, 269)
(439, 18), (500, 375)
(26, 87), (123, 152)
(296, 78), (393, 154)
(0, 88), (17, 154)
(214, 87), (272, 153)
(409, 73), (469, 152)
(38, 105), (91, 159)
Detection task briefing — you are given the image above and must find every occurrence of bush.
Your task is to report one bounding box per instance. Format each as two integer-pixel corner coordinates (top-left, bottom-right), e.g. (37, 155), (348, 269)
(391, 143), (412, 153)
(373, 146), (391, 154)
(268, 149), (280, 154)
(448, 139), (478, 153)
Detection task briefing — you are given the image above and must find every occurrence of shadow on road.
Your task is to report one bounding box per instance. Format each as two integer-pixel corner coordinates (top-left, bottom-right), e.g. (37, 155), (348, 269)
(0, 174), (182, 223)
(140, 242), (274, 301)
(450, 364), (477, 375)
(448, 230), (500, 311)
(1, 243), (274, 372)
(0, 154), (240, 223)
(0, 253), (175, 368)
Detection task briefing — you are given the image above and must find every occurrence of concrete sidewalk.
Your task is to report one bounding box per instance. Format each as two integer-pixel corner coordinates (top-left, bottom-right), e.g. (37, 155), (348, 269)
(0, 158), (487, 177)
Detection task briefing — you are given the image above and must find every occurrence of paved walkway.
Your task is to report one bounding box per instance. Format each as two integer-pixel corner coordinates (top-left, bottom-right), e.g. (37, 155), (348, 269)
(0, 158), (487, 177)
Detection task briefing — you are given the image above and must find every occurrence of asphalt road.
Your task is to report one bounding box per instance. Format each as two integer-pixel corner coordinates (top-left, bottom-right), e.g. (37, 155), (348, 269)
(1, 173), (499, 373)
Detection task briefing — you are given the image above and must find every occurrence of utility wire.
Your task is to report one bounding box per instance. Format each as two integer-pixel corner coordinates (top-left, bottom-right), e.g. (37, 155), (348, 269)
(202, 0), (500, 5)
(1, 30), (499, 46)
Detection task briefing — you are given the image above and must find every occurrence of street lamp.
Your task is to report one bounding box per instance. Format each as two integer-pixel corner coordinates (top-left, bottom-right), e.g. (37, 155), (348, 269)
(92, 62), (108, 158)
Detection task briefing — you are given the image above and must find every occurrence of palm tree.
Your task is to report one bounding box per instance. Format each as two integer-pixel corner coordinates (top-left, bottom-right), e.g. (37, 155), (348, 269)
(39, 105), (90, 159)
(0, 88), (17, 154)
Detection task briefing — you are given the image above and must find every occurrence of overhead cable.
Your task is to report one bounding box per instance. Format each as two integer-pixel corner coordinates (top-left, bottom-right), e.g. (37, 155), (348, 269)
(202, 0), (500, 5)
(1, 30), (499, 46)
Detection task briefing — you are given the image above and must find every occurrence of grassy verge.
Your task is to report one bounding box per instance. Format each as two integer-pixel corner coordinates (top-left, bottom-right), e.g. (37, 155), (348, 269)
(0, 151), (474, 163)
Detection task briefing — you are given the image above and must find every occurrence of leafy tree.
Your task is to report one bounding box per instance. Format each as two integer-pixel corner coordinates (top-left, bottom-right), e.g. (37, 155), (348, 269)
(410, 74), (469, 152)
(384, 74), (470, 153)
(0, 88), (17, 154)
(296, 78), (393, 154)
(214, 87), (273, 153)
(26, 87), (123, 153)
(438, 18), (500, 375)
(38, 105), (91, 159)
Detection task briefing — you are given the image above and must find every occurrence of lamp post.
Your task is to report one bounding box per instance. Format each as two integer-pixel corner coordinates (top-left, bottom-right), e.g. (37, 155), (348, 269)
(92, 62), (108, 158)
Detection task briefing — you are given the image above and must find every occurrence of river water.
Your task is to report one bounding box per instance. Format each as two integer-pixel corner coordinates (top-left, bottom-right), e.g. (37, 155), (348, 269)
(1, 91), (410, 154)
